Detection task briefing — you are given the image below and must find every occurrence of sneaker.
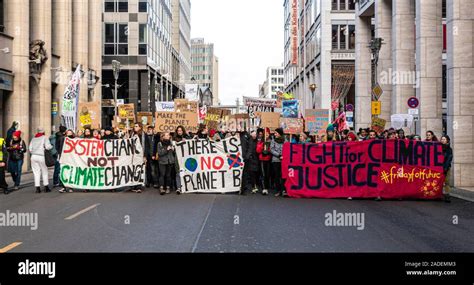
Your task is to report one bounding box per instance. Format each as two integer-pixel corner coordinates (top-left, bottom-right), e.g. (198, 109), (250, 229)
(176, 188), (182, 195)
(35, 187), (41, 194)
(159, 187), (165, 195)
(13, 186), (19, 191)
(262, 189), (268, 196)
(347, 197), (353, 200)
(282, 191), (289, 198)
(165, 188), (171, 194)
(251, 188), (259, 194)
(274, 192), (282, 197)
(58, 188), (66, 193)
(68, 189), (74, 193)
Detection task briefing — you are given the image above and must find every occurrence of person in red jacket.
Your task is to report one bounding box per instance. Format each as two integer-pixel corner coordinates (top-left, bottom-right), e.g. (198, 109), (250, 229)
(256, 128), (272, 196)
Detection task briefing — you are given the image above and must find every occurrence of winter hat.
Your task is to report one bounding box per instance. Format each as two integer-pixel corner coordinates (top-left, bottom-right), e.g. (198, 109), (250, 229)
(13, 130), (22, 138)
(275, 128), (284, 137)
(348, 132), (357, 141)
(37, 127), (45, 133)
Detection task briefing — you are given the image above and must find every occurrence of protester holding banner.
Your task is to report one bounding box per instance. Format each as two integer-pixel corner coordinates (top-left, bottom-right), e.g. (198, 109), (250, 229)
(155, 133), (176, 195)
(173, 126), (192, 194)
(368, 130), (377, 140)
(29, 127), (54, 194)
(245, 131), (260, 194)
(129, 123), (145, 194)
(93, 129), (101, 140)
(58, 129), (75, 193)
(144, 126), (158, 188)
(7, 131), (27, 191)
(270, 128), (287, 197)
(425, 131), (438, 142)
(82, 128), (93, 139)
(441, 135), (453, 203)
(51, 126), (66, 188)
(256, 129), (272, 195)
(194, 124), (209, 140)
(102, 127), (118, 140)
(173, 125), (192, 142)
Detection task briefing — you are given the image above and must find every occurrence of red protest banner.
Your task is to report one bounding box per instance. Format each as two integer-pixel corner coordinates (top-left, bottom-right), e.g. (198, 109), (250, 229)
(282, 140), (445, 200)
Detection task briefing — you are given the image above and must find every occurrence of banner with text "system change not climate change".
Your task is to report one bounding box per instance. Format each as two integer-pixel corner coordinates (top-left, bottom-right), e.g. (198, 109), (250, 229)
(60, 138), (145, 190)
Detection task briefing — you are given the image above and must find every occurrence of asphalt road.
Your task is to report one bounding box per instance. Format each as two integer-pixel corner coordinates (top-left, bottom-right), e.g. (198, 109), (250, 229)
(0, 180), (473, 253)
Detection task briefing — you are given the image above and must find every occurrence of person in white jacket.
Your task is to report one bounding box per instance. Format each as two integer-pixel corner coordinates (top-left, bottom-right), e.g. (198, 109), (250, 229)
(29, 127), (53, 193)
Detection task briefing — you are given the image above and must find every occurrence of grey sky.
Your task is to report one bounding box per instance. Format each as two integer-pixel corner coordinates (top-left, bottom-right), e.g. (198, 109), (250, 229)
(191, 0), (284, 105)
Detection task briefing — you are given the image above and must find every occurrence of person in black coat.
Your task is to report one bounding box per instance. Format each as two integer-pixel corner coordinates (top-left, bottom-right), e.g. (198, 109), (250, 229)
(245, 130), (260, 194)
(441, 135), (453, 203)
(101, 127), (118, 140)
(144, 126), (158, 188)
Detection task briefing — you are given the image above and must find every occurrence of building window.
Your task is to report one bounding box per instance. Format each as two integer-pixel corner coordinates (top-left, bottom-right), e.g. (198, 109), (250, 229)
(139, 24), (147, 55)
(104, 0), (128, 13)
(332, 24), (355, 50)
(349, 25), (355, 49)
(0, 0), (4, 33)
(139, 0), (147, 12)
(332, 0), (355, 11)
(104, 23), (128, 55)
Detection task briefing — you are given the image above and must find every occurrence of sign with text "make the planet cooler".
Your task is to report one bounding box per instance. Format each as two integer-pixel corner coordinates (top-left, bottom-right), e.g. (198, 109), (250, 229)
(59, 138), (145, 190)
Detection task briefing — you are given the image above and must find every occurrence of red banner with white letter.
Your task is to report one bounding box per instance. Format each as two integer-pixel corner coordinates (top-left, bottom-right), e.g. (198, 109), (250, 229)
(282, 140), (445, 199)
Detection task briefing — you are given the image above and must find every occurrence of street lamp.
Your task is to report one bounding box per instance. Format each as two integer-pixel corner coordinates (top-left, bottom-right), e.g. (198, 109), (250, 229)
(112, 60), (121, 121)
(309, 83), (317, 109)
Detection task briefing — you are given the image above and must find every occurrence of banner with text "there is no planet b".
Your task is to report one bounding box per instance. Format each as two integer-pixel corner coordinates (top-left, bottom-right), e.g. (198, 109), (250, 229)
(59, 138), (145, 190)
(175, 137), (244, 194)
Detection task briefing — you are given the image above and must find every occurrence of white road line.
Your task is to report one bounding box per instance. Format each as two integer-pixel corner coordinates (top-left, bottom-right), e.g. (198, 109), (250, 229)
(192, 196), (216, 253)
(65, 203), (101, 220)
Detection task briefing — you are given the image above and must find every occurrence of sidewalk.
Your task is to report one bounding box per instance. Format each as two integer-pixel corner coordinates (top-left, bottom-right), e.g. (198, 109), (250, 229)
(452, 187), (474, 202)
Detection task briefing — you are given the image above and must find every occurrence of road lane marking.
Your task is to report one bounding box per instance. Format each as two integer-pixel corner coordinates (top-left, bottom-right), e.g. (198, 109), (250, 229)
(65, 203), (101, 220)
(192, 196), (216, 253)
(0, 242), (22, 253)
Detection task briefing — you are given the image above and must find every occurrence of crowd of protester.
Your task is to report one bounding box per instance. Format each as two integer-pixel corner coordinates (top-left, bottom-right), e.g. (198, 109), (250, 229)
(0, 120), (453, 202)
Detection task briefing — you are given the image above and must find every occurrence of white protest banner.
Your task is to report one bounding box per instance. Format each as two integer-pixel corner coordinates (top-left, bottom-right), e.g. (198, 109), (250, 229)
(243, 96), (278, 119)
(185, 84), (199, 101)
(61, 65), (81, 131)
(175, 137), (244, 193)
(59, 138), (145, 190)
(156, 101), (175, 112)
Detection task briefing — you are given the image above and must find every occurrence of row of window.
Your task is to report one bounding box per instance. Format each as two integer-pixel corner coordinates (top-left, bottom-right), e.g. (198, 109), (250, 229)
(271, 69), (284, 76)
(104, 0), (147, 13)
(332, 0), (356, 11)
(332, 24), (356, 50)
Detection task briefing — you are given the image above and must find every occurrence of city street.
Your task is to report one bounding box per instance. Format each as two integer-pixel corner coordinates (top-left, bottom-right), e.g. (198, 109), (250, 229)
(1, 180), (473, 253)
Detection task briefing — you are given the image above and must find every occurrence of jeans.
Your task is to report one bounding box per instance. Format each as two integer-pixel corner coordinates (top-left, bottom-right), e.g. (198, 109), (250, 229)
(145, 158), (158, 186)
(158, 164), (173, 189)
(53, 160), (61, 186)
(272, 162), (283, 194)
(260, 160), (272, 190)
(9, 159), (23, 187)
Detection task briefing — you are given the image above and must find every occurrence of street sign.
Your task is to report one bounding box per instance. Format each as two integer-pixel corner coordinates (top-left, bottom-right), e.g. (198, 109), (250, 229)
(372, 101), (381, 116)
(51, 102), (58, 116)
(372, 84), (383, 101)
(346, 111), (354, 128)
(346, 104), (354, 112)
(408, 109), (419, 115)
(408, 97), (419, 109)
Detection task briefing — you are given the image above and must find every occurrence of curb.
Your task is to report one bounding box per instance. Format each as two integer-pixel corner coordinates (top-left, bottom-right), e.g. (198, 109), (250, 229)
(451, 188), (474, 203)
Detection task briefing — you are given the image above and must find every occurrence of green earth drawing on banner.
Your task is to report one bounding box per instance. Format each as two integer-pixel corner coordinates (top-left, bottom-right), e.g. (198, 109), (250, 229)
(185, 158), (198, 172)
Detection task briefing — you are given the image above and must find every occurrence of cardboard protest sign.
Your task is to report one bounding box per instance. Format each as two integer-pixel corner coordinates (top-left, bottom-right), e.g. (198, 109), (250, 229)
(156, 102), (175, 112)
(175, 137), (244, 193)
(204, 107), (231, 130)
(282, 140), (446, 200)
(372, 117), (387, 134)
(155, 111), (199, 133)
(280, 118), (304, 134)
(243, 97), (277, 119)
(113, 116), (133, 131)
(175, 99), (198, 114)
(282, 100), (300, 118)
(305, 109), (330, 135)
(78, 102), (101, 130)
(137, 112), (154, 127)
(118, 104), (135, 120)
(59, 138), (145, 190)
(259, 112), (280, 130)
(223, 114), (250, 132)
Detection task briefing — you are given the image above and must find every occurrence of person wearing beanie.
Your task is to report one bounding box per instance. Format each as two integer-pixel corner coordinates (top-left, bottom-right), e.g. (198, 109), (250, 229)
(29, 127), (53, 193)
(347, 132), (358, 142)
(7, 130), (27, 191)
(326, 124), (337, 142)
(270, 128), (287, 197)
(101, 126), (118, 140)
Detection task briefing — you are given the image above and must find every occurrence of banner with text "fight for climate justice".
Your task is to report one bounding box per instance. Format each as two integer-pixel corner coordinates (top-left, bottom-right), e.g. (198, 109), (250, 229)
(282, 140), (445, 199)
(59, 138), (145, 190)
(175, 137), (244, 194)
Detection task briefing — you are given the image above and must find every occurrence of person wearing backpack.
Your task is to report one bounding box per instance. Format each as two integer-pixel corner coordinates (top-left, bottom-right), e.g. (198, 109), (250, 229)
(6, 130), (27, 191)
(29, 127), (53, 193)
